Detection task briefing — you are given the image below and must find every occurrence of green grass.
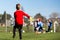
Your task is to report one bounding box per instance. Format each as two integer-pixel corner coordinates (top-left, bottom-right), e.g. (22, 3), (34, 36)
(0, 32), (60, 40)
(0, 26), (60, 40)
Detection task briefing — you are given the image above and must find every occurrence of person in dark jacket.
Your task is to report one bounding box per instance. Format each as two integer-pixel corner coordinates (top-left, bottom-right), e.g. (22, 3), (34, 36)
(46, 20), (52, 32)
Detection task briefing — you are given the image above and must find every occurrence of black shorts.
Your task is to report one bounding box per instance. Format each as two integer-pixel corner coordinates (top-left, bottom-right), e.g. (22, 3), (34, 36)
(14, 22), (23, 29)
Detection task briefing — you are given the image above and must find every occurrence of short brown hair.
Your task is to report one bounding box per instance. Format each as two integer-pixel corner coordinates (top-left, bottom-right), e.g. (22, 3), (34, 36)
(16, 4), (20, 10)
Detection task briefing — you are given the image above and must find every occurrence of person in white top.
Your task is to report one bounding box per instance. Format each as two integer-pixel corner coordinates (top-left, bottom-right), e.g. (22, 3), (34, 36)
(34, 20), (38, 32)
(54, 20), (58, 32)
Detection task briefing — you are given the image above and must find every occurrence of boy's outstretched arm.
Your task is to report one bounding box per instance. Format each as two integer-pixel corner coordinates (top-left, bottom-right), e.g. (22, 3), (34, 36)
(22, 11), (30, 19)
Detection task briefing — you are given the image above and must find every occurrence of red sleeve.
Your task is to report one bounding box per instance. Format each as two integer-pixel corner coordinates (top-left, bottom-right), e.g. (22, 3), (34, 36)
(22, 11), (30, 19)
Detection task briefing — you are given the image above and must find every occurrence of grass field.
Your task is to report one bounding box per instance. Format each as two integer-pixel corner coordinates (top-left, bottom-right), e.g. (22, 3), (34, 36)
(0, 32), (60, 40)
(0, 26), (60, 40)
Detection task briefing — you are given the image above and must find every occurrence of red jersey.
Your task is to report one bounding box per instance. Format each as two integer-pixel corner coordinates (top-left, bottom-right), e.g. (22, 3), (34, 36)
(14, 10), (30, 25)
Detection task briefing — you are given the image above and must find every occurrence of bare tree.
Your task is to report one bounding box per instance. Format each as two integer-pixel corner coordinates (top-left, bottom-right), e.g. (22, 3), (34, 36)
(34, 13), (47, 23)
(49, 12), (59, 18)
(34, 13), (42, 19)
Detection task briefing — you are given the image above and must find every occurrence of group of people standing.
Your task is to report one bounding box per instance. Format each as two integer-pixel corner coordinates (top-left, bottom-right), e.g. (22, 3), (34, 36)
(33, 18), (59, 33)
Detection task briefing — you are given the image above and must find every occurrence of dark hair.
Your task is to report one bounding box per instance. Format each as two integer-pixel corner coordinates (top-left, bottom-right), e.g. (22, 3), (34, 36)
(16, 4), (20, 10)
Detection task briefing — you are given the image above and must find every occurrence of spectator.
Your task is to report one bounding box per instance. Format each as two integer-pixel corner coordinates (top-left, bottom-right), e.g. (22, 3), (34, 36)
(46, 20), (52, 32)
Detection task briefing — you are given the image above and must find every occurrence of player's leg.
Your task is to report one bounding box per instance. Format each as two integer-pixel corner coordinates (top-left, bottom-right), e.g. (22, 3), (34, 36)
(41, 27), (43, 32)
(34, 27), (36, 32)
(18, 25), (23, 40)
(46, 26), (50, 32)
(39, 27), (41, 32)
(48, 26), (50, 32)
(54, 25), (56, 32)
(13, 25), (16, 38)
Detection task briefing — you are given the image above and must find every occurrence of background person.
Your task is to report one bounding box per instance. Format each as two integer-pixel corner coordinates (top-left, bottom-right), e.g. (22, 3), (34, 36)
(37, 18), (44, 32)
(54, 20), (58, 32)
(46, 20), (52, 32)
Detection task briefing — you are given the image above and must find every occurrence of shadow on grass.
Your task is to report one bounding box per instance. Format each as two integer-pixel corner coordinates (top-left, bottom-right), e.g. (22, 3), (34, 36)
(0, 38), (10, 40)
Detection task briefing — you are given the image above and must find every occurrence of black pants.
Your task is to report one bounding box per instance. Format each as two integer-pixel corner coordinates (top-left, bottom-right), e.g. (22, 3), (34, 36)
(46, 26), (51, 32)
(13, 24), (22, 39)
(34, 27), (37, 32)
(39, 27), (43, 32)
(48, 26), (51, 32)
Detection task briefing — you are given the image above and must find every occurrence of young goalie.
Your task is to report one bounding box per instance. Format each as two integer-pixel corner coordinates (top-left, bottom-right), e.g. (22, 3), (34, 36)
(13, 4), (30, 40)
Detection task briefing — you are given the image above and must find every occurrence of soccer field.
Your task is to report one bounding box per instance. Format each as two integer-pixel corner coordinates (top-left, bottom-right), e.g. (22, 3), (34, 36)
(0, 26), (60, 40)
(0, 32), (60, 40)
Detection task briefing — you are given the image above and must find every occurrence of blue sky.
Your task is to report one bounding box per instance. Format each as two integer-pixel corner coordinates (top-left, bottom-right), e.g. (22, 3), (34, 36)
(0, 0), (60, 18)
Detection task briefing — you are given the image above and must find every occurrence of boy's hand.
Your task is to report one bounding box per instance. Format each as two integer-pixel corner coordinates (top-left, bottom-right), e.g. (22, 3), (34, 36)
(29, 17), (34, 22)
